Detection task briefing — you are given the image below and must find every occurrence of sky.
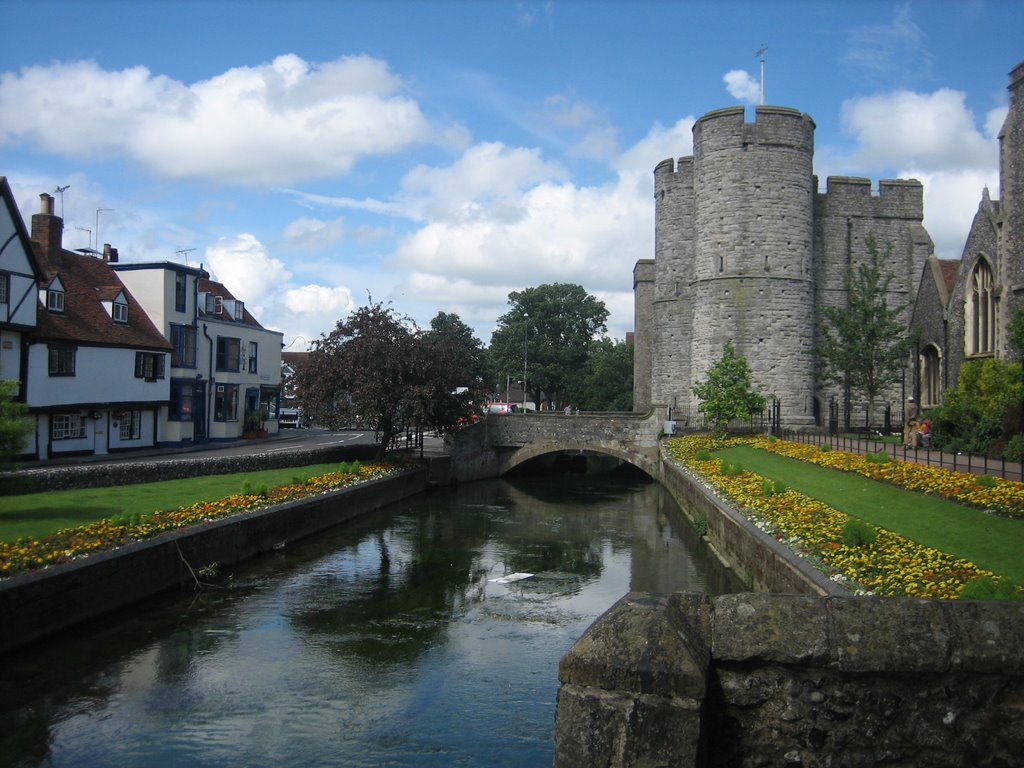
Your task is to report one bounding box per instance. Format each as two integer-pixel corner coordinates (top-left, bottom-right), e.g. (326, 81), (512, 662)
(1, 0), (1021, 350)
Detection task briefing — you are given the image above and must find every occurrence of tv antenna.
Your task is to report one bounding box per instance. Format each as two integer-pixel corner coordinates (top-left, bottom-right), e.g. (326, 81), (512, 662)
(53, 185), (70, 218)
(755, 46), (767, 105)
(176, 248), (196, 265)
(75, 226), (93, 251)
(95, 208), (114, 252)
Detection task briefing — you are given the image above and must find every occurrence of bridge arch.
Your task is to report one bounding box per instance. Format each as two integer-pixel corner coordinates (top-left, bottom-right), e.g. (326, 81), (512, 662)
(448, 407), (669, 482)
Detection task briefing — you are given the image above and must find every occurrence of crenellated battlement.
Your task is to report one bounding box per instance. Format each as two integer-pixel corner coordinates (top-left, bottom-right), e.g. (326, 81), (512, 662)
(694, 104), (814, 155)
(817, 176), (924, 219)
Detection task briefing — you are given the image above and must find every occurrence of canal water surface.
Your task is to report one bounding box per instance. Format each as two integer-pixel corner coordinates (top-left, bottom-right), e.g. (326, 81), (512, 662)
(0, 472), (742, 767)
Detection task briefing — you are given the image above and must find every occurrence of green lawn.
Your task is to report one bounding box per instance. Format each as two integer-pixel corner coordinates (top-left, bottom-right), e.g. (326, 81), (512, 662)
(715, 445), (1024, 583)
(0, 463), (340, 543)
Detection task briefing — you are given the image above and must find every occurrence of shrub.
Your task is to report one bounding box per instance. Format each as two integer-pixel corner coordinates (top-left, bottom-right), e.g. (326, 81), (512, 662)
(820, 443), (832, 453)
(719, 460), (743, 476)
(842, 518), (877, 548)
(695, 449), (714, 461)
(960, 575), (1024, 601)
(240, 480), (269, 498)
(864, 450), (891, 464)
(339, 460), (362, 474)
(694, 516), (708, 537)
(1004, 433), (1024, 463)
(975, 475), (998, 488)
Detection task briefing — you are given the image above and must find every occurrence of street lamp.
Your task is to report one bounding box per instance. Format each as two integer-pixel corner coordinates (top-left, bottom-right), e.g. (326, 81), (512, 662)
(522, 313), (529, 411)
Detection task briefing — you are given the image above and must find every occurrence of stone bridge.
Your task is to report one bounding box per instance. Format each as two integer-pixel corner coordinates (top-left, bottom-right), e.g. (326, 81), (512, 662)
(448, 406), (670, 482)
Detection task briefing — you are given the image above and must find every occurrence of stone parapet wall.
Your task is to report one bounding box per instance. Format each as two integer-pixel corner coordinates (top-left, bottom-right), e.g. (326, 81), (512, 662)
(554, 592), (1024, 768)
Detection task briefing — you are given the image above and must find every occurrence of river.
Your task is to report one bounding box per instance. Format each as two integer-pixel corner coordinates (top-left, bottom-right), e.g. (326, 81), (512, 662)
(0, 471), (742, 767)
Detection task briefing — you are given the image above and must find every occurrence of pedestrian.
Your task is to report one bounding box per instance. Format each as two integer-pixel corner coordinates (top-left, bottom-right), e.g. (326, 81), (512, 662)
(903, 396), (918, 448)
(564, 404), (572, 415)
(918, 417), (932, 449)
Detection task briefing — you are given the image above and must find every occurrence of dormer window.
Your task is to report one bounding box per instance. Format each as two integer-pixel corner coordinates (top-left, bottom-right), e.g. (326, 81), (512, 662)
(201, 292), (223, 315)
(112, 292), (128, 323)
(224, 299), (245, 321)
(44, 277), (65, 313)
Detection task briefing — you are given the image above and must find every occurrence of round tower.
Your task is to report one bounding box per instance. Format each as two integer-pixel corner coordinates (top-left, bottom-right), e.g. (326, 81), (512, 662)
(690, 105), (817, 425)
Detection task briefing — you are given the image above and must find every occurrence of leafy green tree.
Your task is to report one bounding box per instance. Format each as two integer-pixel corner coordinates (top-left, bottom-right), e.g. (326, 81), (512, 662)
(572, 338), (633, 411)
(816, 234), (915, 427)
(0, 380), (31, 467)
(931, 358), (1024, 455)
(488, 283), (608, 409)
(692, 340), (766, 436)
(407, 312), (488, 437)
(295, 302), (417, 459)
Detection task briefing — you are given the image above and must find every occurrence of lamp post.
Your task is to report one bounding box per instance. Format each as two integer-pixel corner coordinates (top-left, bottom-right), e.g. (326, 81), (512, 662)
(522, 313), (529, 411)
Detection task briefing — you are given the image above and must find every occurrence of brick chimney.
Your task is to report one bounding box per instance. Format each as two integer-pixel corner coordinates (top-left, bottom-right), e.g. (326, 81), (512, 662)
(102, 243), (119, 263)
(31, 193), (63, 259)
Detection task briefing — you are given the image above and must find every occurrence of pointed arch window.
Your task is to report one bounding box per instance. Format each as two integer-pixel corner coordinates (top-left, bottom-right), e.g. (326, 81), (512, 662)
(967, 261), (996, 356)
(920, 344), (942, 407)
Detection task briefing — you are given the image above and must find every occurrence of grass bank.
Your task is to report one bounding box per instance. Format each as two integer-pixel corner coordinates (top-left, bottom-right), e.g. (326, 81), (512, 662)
(0, 463), (340, 542)
(715, 445), (1024, 583)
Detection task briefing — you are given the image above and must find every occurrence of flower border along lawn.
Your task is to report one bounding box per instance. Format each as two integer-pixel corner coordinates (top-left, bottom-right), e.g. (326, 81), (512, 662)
(668, 435), (1024, 598)
(0, 462), (397, 579)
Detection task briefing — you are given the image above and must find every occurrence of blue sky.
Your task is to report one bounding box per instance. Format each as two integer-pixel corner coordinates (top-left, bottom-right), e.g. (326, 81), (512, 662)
(1, 1), (1021, 348)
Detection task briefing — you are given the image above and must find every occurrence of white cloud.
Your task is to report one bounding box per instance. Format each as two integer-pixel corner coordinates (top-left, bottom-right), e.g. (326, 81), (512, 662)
(840, 88), (997, 172)
(204, 233), (291, 316)
(281, 216), (346, 252)
(723, 69), (760, 104)
(842, 5), (933, 87)
(909, 167), (999, 260)
(0, 54), (432, 185)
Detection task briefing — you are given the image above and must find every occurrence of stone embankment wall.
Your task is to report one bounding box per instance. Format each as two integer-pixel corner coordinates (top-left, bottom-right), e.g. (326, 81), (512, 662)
(0, 469), (428, 654)
(554, 591), (1024, 768)
(659, 445), (846, 596)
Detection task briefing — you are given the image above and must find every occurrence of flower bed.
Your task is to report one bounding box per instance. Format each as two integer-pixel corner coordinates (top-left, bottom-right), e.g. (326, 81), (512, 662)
(667, 435), (1017, 599)
(0, 463), (396, 579)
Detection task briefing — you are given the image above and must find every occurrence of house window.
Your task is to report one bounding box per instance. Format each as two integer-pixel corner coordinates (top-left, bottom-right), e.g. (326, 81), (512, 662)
(51, 413), (86, 440)
(214, 383), (239, 421)
(118, 411), (141, 440)
(135, 351), (166, 380)
(48, 345), (76, 376)
(175, 272), (188, 313)
(920, 345), (942, 407)
(216, 337), (241, 371)
(169, 379), (195, 420)
(967, 261), (996, 356)
(47, 286), (65, 313)
(171, 324), (197, 368)
(113, 299), (128, 323)
(248, 341), (258, 373)
(0, 272), (9, 304)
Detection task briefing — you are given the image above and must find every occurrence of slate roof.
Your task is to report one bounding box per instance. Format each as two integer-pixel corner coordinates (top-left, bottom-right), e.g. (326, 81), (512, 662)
(33, 246), (171, 351)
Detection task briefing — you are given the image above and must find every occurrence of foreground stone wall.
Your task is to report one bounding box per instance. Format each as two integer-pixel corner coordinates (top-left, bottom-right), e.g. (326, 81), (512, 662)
(555, 592), (1024, 768)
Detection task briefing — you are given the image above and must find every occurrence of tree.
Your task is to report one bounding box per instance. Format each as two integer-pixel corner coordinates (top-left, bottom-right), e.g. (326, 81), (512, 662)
(692, 340), (766, 436)
(406, 312), (488, 437)
(931, 358), (1024, 455)
(572, 338), (633, 411)
(0, 380), (31, 467)
(816, 234), (914, 427)
(488, 283), (608, 409)
(296, 302), (418, 459)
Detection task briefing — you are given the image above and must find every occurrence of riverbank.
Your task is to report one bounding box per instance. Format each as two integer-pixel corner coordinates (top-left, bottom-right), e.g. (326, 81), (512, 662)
(0, 467), (428, 654)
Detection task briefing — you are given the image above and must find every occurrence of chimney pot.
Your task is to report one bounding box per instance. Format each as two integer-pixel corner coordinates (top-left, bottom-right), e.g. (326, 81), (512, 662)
(39, 193), (54, 215)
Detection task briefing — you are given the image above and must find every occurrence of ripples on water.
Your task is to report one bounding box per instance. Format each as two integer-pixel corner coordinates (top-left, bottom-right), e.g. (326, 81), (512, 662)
(0, 474), (741, 767)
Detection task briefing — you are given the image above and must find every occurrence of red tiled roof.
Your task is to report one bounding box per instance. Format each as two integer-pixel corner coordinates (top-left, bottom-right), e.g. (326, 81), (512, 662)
(33, 246), (171, 350)
(938, 259), (959, 294)
(198, 277), (265, 329)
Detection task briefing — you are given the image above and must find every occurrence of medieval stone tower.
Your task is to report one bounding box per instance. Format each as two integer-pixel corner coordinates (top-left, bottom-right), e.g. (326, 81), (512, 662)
(634, 104), (932, 427)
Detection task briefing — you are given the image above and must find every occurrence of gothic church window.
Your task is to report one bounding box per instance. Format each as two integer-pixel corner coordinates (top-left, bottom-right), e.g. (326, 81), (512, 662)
(920, 344), (942, 407)
(967, 260), (996, 356)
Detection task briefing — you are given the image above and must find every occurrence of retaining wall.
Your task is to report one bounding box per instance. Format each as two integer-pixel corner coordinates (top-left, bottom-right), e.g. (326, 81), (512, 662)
(0, 468), (427, 654)
(555, 592), (1024, 768)
(658, 445), (847, 596)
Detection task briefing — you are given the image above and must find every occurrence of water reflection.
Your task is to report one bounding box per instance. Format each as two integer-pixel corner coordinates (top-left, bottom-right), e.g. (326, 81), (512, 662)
(0, 474), (741, 767)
